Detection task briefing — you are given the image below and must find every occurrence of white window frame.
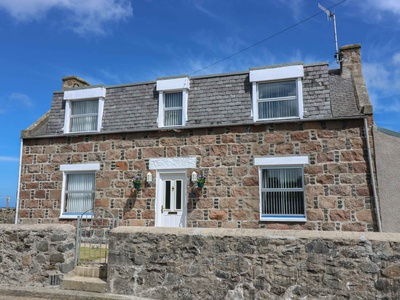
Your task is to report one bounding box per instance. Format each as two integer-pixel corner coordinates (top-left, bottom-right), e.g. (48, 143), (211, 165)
(63, 87), (106, 134)
(59, 163), (100, 219)
(255, 156), (308, 222)
(156, 77), (190, 128)
(250, 65), (303, 121)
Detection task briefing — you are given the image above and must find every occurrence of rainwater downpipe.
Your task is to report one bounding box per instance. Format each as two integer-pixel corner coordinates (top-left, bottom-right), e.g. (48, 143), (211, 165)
(364, 117), (382, 232)
(14, 139), (23, 224)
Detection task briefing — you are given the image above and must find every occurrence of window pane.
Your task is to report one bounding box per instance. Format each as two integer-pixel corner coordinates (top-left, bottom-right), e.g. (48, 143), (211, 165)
(264, 168), (303, 189)
(259, 81), (296, 99)
(71, 100), (98, 114)
(71, 100), (98, 132)
(65, 173), (95, 213)
(258, 99), (298, 119)
(165, 109), (183, 126)
(258, 80), (298, 119)
(261, 168), (304, 216)
(165, 181), (171, 210)
(164, 92), (183, 126)
(71, 116), (98, 132)
(165, 93), (182, 108)
(176, 180), (182, 210)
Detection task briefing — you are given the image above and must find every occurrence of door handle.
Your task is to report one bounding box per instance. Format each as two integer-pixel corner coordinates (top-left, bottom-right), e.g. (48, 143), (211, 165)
(161, 205), (164, 213)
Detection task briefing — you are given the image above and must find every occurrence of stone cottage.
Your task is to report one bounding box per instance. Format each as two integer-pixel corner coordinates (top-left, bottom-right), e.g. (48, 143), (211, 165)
(17, 44), (380, 232)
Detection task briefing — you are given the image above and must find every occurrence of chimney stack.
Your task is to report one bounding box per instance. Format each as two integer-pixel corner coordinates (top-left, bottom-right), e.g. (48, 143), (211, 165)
(340, 44), (373, 115)
(62, 76), (90, 91)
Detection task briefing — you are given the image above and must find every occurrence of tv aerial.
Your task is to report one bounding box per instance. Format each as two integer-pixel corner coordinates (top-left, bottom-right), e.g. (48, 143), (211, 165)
(318, 3), (343, 64)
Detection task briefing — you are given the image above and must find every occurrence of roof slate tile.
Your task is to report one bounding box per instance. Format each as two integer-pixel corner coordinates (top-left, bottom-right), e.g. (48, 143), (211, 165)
(36, 63), (361, 137)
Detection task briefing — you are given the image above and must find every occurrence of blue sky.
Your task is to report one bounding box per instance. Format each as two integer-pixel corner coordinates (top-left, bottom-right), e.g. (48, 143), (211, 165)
(0, 0), (399, 207)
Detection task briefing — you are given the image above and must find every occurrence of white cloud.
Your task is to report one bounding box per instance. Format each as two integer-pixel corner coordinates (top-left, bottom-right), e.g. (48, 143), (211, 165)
(363, 62), (400, 113)
(278, 0), (305, 20)
(393, 53), (400, 64)
(0, 92), (34, 114)
(0, 0), (133, 36)
(0, 156), (19, 162)
(9, 93), (34, 108)
(365, 0), (400, 15)
(356, 0), (400, 21)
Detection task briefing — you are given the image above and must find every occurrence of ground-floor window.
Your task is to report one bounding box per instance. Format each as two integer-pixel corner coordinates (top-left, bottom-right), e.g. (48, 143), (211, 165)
(60, 163), (100, 219)
(255, 156), (308, 222)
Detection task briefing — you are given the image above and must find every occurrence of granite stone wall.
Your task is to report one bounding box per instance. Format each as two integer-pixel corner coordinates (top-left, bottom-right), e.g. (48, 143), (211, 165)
(18, 119), (376, 231)
(108, 227), (400, 300)
(0, 224), (76, 286)
(0, 208), (16, 224)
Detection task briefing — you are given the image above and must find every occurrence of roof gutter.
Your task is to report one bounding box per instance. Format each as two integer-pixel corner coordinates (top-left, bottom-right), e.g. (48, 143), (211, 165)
(22, 115), (367, 139)
(364, 117), (382, 232)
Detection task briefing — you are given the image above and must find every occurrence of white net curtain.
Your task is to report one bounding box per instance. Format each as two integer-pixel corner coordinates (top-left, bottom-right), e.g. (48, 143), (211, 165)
(164, 92), (183, 126)
(261, 168), (305, 216)
(258, 80), (298, 119)
(65, 173), (95, 213)
(71, 100), (98, 132)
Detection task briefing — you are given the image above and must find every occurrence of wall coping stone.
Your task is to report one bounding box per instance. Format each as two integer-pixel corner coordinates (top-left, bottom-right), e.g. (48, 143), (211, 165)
(112, 226), (400, 242)
(0, 224), (75, 231)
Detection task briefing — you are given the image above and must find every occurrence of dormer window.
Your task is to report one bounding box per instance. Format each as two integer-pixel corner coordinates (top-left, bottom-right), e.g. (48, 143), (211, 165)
(63, 87), (106, 134)
(164, 92), (183, 126)
(70, 100), (99, 132)
(156, 77), (189, 128)
(250, 64), (303, 121)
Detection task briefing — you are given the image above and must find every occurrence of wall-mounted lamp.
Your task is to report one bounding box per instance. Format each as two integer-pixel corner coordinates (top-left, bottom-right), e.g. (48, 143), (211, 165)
(146, 172), (153, 184)
(191, 171), (198, 183)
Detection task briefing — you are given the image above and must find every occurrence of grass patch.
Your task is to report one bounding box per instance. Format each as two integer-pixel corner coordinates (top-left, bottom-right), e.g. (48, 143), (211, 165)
(79, 246), (108, 262)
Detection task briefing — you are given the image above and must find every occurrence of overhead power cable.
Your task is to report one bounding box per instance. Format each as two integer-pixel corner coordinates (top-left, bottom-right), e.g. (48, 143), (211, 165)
(189, 0), (346, 76)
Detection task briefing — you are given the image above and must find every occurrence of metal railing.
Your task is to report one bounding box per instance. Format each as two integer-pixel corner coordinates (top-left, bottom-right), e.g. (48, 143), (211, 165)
(75, 208), (119, 266)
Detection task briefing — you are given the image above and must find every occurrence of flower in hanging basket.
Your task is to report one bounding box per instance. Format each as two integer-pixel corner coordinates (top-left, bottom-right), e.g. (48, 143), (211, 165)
(197, 175), (207, 188)
(133, 175), (142, 189)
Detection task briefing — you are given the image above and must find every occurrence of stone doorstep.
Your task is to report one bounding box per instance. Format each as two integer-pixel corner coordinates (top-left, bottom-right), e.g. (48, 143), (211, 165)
(73, 265), (107, 279)
(60, 275), (107, 293)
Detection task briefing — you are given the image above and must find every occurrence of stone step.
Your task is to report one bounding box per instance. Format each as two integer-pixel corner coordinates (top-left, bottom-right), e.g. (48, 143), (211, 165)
(60, 275), (107, 293)
(73, 265), (107, 278)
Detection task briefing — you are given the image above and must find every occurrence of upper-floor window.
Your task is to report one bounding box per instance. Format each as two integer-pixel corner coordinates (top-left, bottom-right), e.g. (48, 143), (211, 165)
(250, 64), (303, 121)
(258, 80), (298, 119)
(164, 92), (183, 126)
(70, 100), (99, 132)
(156, 77), (189, 128)
(63, 87), (106, 134)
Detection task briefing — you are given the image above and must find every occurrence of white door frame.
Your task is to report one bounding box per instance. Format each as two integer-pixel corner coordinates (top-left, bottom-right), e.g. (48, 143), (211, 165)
(155, 169), (188, 227)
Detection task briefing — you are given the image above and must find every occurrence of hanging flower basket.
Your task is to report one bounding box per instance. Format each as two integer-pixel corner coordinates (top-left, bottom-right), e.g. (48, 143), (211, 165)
(197, 175), (206, 188)
(133, 176), (142, 190)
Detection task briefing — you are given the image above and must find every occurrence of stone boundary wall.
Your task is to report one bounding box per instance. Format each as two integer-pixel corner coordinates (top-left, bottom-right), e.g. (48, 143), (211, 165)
(0, 208), (16, 224)
(108, 227), (400, 299)
(0, 224), (76, 287)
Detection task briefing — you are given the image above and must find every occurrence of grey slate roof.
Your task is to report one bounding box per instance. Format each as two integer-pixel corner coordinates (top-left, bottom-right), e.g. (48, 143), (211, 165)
(329, 71), (361, 118)
(28, 62), (363, 138)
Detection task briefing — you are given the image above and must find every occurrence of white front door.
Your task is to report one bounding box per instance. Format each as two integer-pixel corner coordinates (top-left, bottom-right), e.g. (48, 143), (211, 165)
(156, 172), (187, 227)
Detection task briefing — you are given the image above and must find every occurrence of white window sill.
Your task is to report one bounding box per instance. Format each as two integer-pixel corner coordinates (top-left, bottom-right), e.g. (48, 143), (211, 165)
(158, 124), (184, 129)
(67, 130), (99, 134)
(260, 216), (306, 222)
(59, 213), (93, 219)
(256, 116), (300, 122)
